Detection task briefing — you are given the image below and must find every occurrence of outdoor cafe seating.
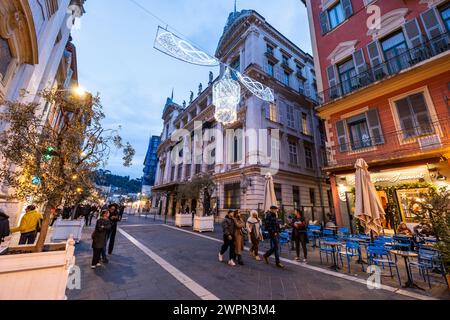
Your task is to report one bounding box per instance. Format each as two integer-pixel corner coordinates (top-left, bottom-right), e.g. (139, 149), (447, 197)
(367, 245), (402, 286)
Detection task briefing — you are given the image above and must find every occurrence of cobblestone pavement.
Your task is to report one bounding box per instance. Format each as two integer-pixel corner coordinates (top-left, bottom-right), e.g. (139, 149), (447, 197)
(66, 215), (450, 300)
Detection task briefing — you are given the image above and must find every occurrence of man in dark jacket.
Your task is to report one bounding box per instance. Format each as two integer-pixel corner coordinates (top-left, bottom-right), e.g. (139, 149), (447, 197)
(0, 209), (10, 243)
(104, 204), (120, 257)
(91, 211), (112, 269)
(218, 210), (236, 266)
(263, 206), (284, 268)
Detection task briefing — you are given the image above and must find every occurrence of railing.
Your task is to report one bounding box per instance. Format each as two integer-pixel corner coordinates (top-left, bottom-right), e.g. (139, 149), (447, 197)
(326, 115), (450, 168)
(318, 31), (450, 105)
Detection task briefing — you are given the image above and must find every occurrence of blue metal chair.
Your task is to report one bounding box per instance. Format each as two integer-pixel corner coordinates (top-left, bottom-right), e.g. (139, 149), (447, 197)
(322, 229), (335, 238)
(338, 240), (364, 273)
(337, 228), (350, 242)
(308, 225), (321, 249)
(409, 247), (448, 288)
(393, 235), (412, 251)
(367, 245), (401, 286)
(319, 237), (337, 265)
(279, 231), (290, 255)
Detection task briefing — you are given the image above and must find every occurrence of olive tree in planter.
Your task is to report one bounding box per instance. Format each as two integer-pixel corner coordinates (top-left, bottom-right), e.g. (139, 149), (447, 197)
(0, 89), (135, 253)
(411, 187), (450, 287)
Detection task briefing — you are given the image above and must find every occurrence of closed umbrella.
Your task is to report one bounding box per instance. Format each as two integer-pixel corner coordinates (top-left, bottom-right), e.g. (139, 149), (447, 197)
(354, 159), (385, 238)
(263, 173), (277, 212)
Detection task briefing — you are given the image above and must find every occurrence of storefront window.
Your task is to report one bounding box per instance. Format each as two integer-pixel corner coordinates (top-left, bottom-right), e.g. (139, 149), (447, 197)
(224, 183), (240, 209)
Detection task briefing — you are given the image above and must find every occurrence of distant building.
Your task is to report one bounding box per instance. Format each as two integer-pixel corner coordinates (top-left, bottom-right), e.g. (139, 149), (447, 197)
(141, 135), (161, 196)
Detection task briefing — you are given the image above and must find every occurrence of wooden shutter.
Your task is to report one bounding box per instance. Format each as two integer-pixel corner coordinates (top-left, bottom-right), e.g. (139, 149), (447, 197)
(326, 65), (339, 98)
(341, 0), (353, 19)
(278, 101), (285, 125)
(410, 93), (433, 135)
(367, 41), (387, 79)
(320, 11), (329, 35)
(420, 7), (444, 40)
(365, 109), (384, 145)
(395, 97), (416, 138)
(335, 120), (348, 152)
(352, 48), (367, 74)
(403, 18), (424, 48)
(265, 102), (270, 119)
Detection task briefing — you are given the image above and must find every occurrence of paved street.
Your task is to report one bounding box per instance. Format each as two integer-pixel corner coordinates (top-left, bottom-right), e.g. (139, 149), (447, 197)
(66, 216), (450, 300)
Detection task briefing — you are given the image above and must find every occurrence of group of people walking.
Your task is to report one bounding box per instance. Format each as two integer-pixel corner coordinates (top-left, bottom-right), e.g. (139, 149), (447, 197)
(90, 203), (121, 269)
(219, 205), (308, 268)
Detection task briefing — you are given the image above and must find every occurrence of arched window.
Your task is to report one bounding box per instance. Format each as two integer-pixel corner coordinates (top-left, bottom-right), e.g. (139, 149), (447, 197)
(0, 37), (12, 80)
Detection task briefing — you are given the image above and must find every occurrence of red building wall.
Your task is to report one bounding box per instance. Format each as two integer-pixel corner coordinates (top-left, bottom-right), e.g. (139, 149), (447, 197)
(310, 0), (436, 93)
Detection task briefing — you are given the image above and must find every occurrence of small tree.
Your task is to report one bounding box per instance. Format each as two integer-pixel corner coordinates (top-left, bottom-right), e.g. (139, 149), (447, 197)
(0, 89), (135, 252)
(177, 173), (215, 216)
(411, 187), (450, 273)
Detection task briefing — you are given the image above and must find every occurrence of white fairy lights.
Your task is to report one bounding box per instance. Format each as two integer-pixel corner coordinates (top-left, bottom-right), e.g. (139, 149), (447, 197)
(236, 72), (274, 103)
(213, 68), (240, 125)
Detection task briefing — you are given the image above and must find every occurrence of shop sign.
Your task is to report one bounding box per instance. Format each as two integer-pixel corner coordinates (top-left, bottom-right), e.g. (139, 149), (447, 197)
(343, 168), (429, 186)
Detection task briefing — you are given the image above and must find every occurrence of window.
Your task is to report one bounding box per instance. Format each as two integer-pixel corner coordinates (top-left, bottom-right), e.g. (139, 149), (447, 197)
(267, 44), (274, 55)
(381, 31), (409, 74)
(230, 56), (240, 79)
(170, 166), (175, 181)
(304, 143), (313, 169)
(177, 165), (182, 180)
(440, 2), (450, 31)
(302, 113), (310, 135)
(282, 55), (289, 65)
(233, 135), (243, 163)
(274, 183), (282, 207)
(271, 134), (280, 161)
(267, 61), (274, 77)
(286, 105), (295, 128)
(309, 188), (316, 206)
(224, 183), (241, 209)
(269, 103), (278, 122)
(283, 71), (290, 86)
(185, 164), (191, 178)
(195, 164), (201, 174)
(338, 58), (357, 95)
(347, 114), (372, 150)
(328, 2), (345, 30)
(293, 186), (301, 210)
(288, 141), (298, 164)
(0, 37), (12, 78)
(395, 92), (434, 139)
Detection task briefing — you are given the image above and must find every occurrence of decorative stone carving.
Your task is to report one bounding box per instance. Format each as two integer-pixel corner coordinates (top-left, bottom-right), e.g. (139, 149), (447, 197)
(419, 0), (447, 8)
(209, 71), (213, 84)
(327, 40), (358, 64)
(189, 91), (194, 103)
(198, 83), (202, 95)
(367, 8), (409, 40)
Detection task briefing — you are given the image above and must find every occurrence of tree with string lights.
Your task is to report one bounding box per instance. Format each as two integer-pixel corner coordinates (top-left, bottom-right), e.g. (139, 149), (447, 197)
(0, 88), (135, 252)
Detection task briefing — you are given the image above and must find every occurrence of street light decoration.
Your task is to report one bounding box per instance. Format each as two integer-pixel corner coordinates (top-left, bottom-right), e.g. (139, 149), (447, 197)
(213, 68), (240, 125)
(236, 71), (274, 103)
(43, 146), (57, 162)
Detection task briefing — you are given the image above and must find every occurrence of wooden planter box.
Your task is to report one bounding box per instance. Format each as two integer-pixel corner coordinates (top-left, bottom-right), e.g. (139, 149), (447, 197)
(175, 214), (193, 227)
(0, 238), (76, 300)
(52, 218), (84, 243)
(193, 216), (214, 233)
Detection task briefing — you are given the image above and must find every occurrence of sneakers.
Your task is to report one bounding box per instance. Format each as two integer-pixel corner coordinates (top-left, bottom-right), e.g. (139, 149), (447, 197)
(294, 257), (300, 262)
(255, 256), (261, 261)
(91, 265), (96, 269)
(96, 263), (102, 267)
(302, 259), (307, 263)
(276, 263), (285, 269)
(228, 259), (236, 266)
(263, 255), (269, 264)
(218, 253), (224, 262)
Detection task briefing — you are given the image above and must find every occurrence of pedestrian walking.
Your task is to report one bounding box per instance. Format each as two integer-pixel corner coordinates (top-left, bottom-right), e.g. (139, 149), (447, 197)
(263, 205), (284, 268)
(104, 204), (120, 256)
(0, 209), (10, 243)
(10, 205), (43, 245)
(91, 210), (112, 269)
(232, 210), (245, 266)
(291, 209), (308, 263)
(218, 210), (236, 266)
(246, 210), (263, 261)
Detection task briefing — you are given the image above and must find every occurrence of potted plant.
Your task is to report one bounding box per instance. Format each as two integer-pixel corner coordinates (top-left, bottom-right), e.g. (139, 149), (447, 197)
(412, 187), (450, 288)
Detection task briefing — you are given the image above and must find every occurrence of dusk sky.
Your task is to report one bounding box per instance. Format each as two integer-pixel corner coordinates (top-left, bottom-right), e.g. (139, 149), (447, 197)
(71, 0), (312, 179)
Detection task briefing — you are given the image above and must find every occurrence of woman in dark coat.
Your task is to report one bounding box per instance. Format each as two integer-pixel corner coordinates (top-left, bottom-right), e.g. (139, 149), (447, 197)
(91, 210), (111, 269)
(0, 209), (10, 243)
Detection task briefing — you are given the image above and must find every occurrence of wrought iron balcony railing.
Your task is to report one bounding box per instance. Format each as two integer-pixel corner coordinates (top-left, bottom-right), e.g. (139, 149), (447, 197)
(318, 31), (450, 105)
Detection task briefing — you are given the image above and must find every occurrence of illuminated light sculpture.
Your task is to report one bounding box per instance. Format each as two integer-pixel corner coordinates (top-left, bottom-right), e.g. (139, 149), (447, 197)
(213, 68), (240, 125)
(154, 27), (219, 66)
(236, 72), (275, 103)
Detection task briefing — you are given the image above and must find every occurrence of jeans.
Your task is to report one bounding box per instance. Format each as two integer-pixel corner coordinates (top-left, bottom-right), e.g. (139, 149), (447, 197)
(108, 224), (117, 254)
(294, 233), (308, 259)
(19, 232), (36, 245)
(220, 235), (235, 261)
(265, 236), (280, 264)
(92, 248), (102, 266)
(102, 230), (111, 260)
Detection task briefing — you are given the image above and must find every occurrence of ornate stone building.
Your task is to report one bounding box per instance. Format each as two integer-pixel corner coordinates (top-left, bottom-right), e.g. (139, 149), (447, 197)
(0, 0), (86, 224)
(152, 10), (332, 222)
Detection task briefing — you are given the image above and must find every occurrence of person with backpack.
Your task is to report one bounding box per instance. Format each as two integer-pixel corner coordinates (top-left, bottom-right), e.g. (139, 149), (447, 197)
(10, 205), (43, 245)
(263, 205), (284, 269)
(246, 210), (263, 261)
(218, 210), (236, 266)
(291, 209), (308, 262)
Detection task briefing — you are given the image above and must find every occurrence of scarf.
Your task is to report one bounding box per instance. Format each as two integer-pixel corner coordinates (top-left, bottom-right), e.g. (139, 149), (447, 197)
(246, 216), (262, 240)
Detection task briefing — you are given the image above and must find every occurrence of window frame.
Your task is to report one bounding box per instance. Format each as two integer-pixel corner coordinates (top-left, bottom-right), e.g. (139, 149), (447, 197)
(304, 143), (314, 169)
(224, 183), (241, 209)
(286, 105), (295, 129)
(346, 115), (373, 150)
(288, 141), (298, 165)
(328, 1), (346, 30)
(302, 113), (310, 136)
(439, 2), (450, 32)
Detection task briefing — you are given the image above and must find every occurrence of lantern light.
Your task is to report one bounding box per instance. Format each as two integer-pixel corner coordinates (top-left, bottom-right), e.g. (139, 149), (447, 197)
(213, 68), (240, 125)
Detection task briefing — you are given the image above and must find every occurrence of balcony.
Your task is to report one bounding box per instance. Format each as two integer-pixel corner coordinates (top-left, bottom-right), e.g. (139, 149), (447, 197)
(325, 116), (450, 171)
(318, 31), (450, 105)
(295, 71), (306, 81)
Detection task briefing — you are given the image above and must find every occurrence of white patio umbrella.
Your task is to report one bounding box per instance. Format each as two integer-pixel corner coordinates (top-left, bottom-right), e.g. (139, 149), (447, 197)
(354, 159), (386, 237)
(263, 173), (277, 212)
